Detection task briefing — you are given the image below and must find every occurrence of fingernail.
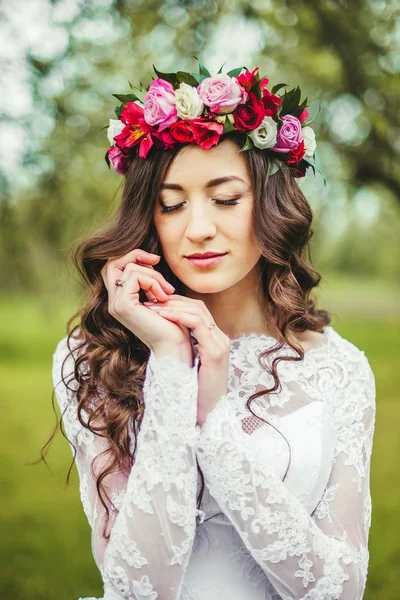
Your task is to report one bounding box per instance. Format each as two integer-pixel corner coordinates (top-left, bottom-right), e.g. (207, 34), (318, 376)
(167, 283), (175, 291)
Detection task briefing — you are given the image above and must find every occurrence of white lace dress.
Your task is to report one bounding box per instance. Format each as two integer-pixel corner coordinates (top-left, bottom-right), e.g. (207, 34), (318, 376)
(52, 325), (376, 600)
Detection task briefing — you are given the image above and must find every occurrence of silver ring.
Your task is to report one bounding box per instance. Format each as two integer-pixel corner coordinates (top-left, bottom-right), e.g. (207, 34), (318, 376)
(115, 279), (125, 287)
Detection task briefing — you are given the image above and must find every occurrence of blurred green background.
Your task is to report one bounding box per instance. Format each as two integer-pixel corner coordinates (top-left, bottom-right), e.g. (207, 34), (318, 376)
(0, 0), (399, 599)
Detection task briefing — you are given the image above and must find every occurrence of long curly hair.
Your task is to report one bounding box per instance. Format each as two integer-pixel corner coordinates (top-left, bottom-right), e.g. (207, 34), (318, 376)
(42, 134), (331, 540)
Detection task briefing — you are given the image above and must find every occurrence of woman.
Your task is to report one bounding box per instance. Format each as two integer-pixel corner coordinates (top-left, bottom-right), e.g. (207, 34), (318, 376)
(52, 65), (376, 600)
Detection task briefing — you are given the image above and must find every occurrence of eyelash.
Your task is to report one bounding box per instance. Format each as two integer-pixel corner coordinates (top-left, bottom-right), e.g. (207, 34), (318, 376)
(160, 198), (241, 214)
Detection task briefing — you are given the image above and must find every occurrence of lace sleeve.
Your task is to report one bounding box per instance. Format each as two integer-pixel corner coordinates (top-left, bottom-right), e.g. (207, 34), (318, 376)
(194, 351), (376, 600)
(52, 337), (201, 600)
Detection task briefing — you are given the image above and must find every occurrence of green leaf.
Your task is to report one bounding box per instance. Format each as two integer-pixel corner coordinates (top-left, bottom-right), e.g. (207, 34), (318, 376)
(302, 156), (326, 186)
(227, 66), (247, 77)
(112, 93), (142, 105)
(192, 55), (211, 77)
(271, 82), (289, 95)
(152, 64), (178, 84)
(268, 161), (281, 176)
(251, 82), (262, 99)
(114, 104), (123, 119)
(105, 150), (111, 169)
(217, 61), (227, 74)
(176, 71), (201, 86)
(239, 136), (254, 152)
(302, 101), (322, 127)
(223, 115), (236, 134)
(281, 85), (302, 115)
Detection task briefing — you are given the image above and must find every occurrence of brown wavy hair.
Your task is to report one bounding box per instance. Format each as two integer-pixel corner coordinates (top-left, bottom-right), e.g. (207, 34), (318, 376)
(40, 134), (331, 540)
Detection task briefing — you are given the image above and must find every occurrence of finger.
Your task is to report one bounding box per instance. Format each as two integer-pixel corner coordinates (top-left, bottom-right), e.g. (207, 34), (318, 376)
(117, 271), (170, 304)
(146, 297), (214, 323)
(101, 249), (161, 290)
(114, 249), (160, 271)
(156, 310), (223, 355)
(121, 262), (175, 295)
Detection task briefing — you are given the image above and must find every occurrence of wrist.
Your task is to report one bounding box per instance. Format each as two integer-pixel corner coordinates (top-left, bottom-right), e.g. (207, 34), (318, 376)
(151, 343), (193, 367)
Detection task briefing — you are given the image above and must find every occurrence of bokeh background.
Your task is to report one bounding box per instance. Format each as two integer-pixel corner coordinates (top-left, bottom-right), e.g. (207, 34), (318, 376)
(1, 0), (399, 598)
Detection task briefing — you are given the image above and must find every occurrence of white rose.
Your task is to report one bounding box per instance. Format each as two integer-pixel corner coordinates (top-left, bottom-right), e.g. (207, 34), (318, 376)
(107, 119), (125, 145)
(249, 116), (278, 149)
(175, 82), (204, 120)
(302, 126), (316, 158)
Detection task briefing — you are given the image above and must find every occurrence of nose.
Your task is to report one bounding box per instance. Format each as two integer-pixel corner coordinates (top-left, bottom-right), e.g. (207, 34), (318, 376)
(184, 200), (217, 242)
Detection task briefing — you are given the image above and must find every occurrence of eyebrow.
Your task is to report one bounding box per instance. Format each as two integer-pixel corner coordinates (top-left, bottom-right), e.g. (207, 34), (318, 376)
(160, 175), (248, 191)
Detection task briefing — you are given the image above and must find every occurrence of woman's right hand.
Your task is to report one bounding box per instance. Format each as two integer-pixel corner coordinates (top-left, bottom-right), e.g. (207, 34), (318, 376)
(101, 249), (194, 364)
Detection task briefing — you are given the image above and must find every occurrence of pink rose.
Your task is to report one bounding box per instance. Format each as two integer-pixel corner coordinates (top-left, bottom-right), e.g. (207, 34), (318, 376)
(272, 114), (304, 153)
(197, 74), (248, 114)
(107, 145), (130, 175)
(143, 78), (178, 131)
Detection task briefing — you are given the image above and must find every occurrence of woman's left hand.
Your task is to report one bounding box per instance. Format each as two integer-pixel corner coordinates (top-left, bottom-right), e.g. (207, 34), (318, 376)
(143, 295), (231, 427)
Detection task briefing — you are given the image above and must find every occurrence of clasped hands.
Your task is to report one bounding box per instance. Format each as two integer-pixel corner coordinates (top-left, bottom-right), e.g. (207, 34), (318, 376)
(144, 294), (231, 427)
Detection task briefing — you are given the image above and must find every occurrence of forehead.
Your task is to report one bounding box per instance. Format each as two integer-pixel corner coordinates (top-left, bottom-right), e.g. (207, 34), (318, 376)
(163, 138), (250, 188)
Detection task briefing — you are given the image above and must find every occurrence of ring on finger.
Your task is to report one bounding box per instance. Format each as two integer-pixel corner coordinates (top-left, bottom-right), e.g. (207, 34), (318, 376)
(115, 279), (125, 287)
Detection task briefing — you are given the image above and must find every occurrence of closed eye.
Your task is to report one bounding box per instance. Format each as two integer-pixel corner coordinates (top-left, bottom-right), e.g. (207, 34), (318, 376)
(160, 198), (241, 214)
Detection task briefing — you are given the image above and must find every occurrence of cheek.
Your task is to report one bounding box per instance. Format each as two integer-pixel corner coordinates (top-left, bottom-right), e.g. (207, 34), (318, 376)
(154, 217), (176, 245)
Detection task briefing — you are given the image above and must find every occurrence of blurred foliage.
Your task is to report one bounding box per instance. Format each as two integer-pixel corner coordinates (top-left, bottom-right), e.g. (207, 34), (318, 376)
(0, 294), (399, 599)
(0, 0), (399, 294)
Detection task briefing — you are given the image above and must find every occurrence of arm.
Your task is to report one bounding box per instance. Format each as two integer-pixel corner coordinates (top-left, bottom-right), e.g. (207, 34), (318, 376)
(52, 336), (202, 600)
(194, 351), (376, 600)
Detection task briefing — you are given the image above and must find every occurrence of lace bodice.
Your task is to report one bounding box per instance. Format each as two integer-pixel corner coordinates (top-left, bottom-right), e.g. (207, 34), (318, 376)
(52, 325), (376, 600)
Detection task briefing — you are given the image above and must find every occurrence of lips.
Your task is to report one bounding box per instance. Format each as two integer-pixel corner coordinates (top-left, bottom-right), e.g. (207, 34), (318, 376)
(185, 253), (228, 268)
(186, 252), (227, 258)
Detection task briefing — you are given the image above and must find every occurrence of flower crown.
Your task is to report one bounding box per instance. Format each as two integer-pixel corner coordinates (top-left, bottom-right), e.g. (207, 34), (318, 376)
(105, 58), (324, 182)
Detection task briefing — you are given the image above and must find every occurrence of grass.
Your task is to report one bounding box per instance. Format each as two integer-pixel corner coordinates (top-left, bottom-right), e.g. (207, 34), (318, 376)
(0, 280), (399, 600)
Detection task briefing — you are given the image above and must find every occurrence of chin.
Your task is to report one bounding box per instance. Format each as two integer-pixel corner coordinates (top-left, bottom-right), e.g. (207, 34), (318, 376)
(181, 274), (236, 295)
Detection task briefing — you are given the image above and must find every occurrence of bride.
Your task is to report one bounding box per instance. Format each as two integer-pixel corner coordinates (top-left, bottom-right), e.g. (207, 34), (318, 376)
(51, 63), (376, 600)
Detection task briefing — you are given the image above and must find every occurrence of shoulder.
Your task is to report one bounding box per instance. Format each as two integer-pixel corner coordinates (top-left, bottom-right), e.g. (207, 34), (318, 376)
(326, 325), (376, 404)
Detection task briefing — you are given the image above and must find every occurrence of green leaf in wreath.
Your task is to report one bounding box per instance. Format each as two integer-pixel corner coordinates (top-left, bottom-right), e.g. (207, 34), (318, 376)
(302, 156), (326, 186)
(268, 161), (281, 176)
(176, 71), (200, 86)
(152, 65), (178, 84)
(114, 104), (123, 119)
(281, 85), (302, 116)
(112, 93), (142, 105)
(227, 66), (247, 77)
(223, 115), (236, 134)
(217, 61), (227, 74)
(302, 101), (322, 127)
(271, 82), (289, 95)
(187, 72), (208, 84)
(192, 55), (212, 77)
(239, 136), (254, 153)
(105, 150), (111, 169)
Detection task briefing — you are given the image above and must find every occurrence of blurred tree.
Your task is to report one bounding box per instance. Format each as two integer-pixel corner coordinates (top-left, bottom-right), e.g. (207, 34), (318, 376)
(0, 0), (399, 294)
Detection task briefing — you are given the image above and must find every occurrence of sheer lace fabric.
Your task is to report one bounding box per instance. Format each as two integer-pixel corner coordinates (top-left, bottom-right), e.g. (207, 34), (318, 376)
(52, 325), (376, 600)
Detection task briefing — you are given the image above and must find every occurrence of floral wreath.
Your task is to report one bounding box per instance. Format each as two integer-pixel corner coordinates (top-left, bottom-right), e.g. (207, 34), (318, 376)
(105, 58), (325, 183)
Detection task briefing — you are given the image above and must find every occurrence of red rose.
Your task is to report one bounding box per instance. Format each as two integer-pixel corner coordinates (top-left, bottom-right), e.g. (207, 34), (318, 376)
(152, 128), (176, 149)
(190, 119), (224, 149)
(233, 92), (265, 131)
(262, 89), (282, 117)
(299, 108), (308, 122)
(170, 120), (195, 143)
(286, 140), (306, 164)
(237, 67), (260, 92)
